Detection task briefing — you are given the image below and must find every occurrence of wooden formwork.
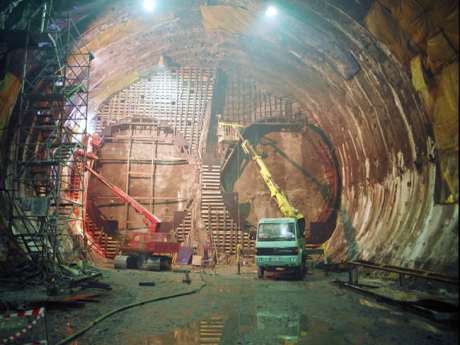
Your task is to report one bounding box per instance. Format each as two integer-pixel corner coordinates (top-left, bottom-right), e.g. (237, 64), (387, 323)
(89, 68), (312, 258)
(174, 210), (192, 243)
(87, 67), (216, 257)
(96, 67), (215, 154)
(200, 163), (254, 254)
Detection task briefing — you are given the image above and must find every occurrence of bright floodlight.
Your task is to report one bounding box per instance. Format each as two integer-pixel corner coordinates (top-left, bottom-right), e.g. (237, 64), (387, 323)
(143, 0), (155, 12)
(265, 5), (278, 17)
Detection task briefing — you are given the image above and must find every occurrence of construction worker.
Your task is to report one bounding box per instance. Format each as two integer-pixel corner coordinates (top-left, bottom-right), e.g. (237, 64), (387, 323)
(203, 240), (210, 267)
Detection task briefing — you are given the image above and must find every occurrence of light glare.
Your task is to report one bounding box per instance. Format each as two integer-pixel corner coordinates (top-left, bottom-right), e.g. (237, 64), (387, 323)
(265, 5), (278, 17)
(143, 0), (155, 12)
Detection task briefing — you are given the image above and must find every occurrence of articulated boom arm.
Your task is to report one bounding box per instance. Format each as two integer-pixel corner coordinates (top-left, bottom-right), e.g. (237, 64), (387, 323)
(240, 139), (304, 220)
(218, 121), (304, 219)
(86, 166), (161, 232)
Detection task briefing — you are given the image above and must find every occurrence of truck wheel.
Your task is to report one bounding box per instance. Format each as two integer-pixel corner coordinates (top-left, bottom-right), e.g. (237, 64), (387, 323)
(126, 255), (142, 269)
(257, 267), (264, 279)
(296, 263), (305, 280)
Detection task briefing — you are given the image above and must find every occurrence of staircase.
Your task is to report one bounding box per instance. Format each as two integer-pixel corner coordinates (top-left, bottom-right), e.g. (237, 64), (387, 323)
(84, 214), (120, 259)
(200, 162), (253, 254)
(175, 211), (192, 243)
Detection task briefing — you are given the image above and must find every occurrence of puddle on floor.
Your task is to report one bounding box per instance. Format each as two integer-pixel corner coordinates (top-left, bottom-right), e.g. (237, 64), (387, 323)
(359, 298), (390, 311)
(127, 310), (342, 345)
(251, 309), (307, 344)
(127, 316), (224, 345)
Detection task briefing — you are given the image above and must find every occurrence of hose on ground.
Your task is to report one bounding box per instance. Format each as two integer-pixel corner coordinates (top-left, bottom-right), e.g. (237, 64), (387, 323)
(55, 274), (207, 345)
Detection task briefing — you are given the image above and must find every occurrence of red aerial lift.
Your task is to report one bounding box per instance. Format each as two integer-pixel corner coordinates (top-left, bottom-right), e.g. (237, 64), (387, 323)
(86, 165), (180, 270)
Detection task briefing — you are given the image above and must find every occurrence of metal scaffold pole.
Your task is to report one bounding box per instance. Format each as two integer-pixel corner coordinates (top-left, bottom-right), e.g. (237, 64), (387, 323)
(2, 5), (93, 290)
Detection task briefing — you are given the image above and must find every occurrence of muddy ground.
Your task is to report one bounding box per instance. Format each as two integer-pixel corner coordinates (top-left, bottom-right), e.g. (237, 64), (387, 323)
(43, 266), (457, 345)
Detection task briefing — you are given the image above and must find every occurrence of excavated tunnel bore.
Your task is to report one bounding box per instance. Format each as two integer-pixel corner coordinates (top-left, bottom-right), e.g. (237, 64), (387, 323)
(80, 0), (458, 274)
(220, 122), (339, 245)
(1, 2), (459, 344)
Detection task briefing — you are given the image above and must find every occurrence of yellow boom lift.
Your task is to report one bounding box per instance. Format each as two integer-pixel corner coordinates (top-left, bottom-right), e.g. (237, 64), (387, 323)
(217, 120), (307, 279)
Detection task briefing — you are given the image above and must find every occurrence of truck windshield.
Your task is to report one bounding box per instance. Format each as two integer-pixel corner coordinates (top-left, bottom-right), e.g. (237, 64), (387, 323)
(257, 223), (296, 241)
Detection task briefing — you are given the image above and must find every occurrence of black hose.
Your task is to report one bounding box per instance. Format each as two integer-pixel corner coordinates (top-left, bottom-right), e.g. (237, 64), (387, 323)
(55, 277), (207, 345)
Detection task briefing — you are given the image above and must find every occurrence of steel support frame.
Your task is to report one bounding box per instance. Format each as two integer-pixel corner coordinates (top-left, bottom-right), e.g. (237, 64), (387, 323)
(4, 15), (91, 285)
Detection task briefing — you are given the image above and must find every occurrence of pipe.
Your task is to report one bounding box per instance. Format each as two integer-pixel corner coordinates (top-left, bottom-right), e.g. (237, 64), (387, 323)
(55, 279), (207, 345)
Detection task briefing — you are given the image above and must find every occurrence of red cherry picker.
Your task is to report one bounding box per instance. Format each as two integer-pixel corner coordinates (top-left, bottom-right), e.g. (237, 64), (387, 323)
(86, 165), (179, 270)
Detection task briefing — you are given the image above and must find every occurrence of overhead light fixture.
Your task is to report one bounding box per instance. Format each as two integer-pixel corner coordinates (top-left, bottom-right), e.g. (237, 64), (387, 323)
(265, 5), (278, 18)
(143, 0), (156, 12)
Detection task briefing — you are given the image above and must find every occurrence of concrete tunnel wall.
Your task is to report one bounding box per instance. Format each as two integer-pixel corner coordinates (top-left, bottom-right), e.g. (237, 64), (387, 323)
(77, 0), (458, 273)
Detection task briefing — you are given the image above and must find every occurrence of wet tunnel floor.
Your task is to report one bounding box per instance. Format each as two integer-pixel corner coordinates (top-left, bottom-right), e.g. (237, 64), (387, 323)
(47, 267), (458, 345)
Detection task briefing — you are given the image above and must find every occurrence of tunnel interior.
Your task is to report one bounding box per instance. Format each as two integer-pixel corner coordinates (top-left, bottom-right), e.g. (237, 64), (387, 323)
(0, 0), (458, 272)
(0, 0), (458, 343)
(69, 0), (457, 273)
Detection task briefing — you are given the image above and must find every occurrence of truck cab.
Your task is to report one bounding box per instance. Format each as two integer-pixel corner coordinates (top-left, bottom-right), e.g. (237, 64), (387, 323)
(255, 217), (305, 279)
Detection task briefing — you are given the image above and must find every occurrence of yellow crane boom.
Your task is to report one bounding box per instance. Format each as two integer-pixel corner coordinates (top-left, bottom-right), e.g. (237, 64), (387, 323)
(218, 121), (304, 221)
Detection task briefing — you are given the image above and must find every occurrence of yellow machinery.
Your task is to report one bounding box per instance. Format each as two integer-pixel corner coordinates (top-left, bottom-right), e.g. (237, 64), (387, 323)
(218, 120), (330, 271)
(218, 120), (307, 278)
(217, 120), (305, 223)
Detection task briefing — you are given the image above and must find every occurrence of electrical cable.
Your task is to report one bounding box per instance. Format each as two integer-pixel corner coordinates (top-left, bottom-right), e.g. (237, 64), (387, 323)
(55, 273), (207, 345)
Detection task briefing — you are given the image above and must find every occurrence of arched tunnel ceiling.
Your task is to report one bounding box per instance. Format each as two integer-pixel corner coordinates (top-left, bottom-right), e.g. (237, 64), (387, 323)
(77, 0), (458, 273)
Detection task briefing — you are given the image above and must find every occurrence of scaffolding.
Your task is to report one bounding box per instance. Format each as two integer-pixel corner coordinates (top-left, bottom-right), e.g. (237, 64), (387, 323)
(3, 10), (91, 287)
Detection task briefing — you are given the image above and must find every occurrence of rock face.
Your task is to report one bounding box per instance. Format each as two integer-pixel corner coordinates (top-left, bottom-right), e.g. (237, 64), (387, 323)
(78, 1), (457, 274)
(231, 130), (333, 229)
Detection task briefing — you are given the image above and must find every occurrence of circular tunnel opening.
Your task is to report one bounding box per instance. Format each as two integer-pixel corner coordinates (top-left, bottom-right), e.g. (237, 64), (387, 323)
(220, 122), (340, 244)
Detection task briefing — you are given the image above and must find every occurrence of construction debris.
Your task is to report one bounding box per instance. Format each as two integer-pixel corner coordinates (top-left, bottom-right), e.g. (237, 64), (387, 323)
(138, 282), (156, 287)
